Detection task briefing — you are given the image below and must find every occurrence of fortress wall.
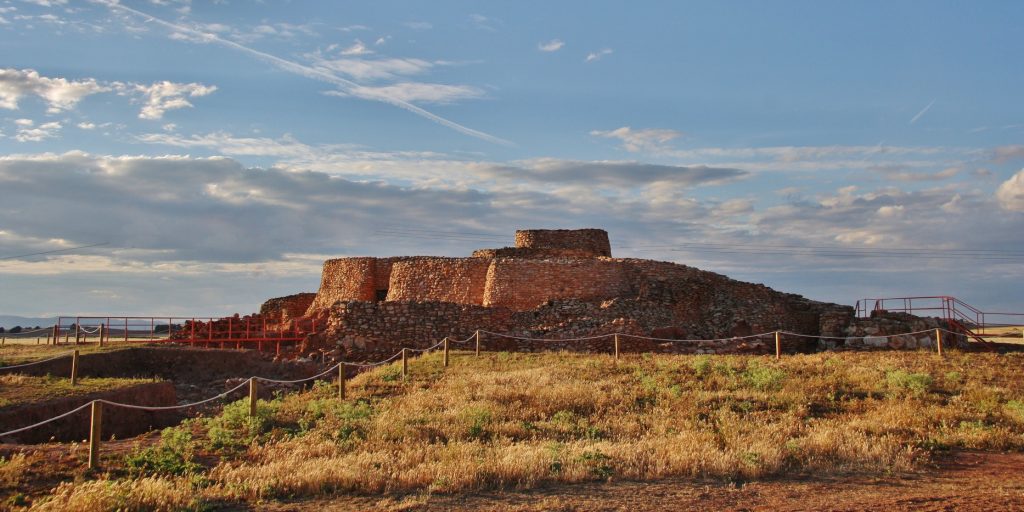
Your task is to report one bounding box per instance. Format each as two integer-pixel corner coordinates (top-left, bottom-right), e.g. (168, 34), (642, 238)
(482, 258), (634, 311)
(515, 229), (612, 257)
(260, 293), (316, 324)
(305, 257), (377, 314)
(372, 257), (424, 292)
(386, 257), (491, 304)
(471, 247), (607, 259)
(326, 300), (514, 356)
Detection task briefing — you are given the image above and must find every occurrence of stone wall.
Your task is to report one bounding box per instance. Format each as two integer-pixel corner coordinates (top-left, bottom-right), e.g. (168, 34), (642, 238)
(316, 298), (794, 360)
(260, 293), (316, 325)
(306, 257), (378, 313)
(817, 311), (966, 350)
(482, 258), (634, 311)
(386, 257), (491, 304)
(324, 300), (513, 360)
(515, 228), (612, 257)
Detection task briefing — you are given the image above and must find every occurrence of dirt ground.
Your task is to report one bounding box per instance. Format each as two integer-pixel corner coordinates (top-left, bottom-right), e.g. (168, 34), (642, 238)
(245, 451), (1024, 512)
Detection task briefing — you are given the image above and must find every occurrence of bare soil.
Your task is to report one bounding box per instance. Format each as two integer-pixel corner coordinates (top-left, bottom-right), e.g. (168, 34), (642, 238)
(248, 451), (1024, 512)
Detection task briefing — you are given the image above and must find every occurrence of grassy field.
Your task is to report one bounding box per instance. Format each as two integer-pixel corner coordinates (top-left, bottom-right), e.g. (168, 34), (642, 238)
(6, 349), (1024, 510)
(0, 343), (125, 367)
(0, 374), (154, 409)
(975, 325), (1024, 344)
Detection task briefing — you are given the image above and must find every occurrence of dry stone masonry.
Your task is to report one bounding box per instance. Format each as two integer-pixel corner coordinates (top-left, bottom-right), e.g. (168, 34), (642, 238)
(292, 228), (960, 358)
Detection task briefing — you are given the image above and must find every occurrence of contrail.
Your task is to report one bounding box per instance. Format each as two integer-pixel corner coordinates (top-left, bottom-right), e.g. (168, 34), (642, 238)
(97, 1), (513, 146)
(909, 99), (936, 125)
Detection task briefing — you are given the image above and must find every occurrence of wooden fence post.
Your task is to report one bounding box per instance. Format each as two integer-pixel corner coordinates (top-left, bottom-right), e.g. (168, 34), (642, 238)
(475, 330), (481, 357)
(935, 328), (944, 357)
(774, 331), (781, 360)
(71, 349), (80, 386)
(338, 363), (346, 400)
(249, 378), (258, 417)
(443, 337), (449, 367)
(402, 348), (408, 378)
(614, 334), (620, 361)
(88, 401), (103, 470)
(99, 324), (104, 347)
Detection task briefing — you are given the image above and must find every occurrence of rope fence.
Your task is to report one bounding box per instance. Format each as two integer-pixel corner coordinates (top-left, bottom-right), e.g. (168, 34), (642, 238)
(0, 326), (965, 469)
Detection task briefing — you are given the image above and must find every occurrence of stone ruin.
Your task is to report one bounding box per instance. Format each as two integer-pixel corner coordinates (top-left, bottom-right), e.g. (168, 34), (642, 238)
(255, 228), (963, 360)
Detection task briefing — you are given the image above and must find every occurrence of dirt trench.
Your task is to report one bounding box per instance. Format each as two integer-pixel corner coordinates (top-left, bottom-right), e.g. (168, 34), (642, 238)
(0, 346), (322, 443)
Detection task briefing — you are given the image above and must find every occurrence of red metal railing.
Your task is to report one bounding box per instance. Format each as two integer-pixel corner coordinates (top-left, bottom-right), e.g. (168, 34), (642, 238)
(51, 313), (319, 355)
(853, 295), (1024, 342)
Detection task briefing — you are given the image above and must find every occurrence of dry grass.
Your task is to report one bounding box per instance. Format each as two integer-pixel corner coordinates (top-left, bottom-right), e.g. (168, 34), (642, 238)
(12, 349), (1024, 510)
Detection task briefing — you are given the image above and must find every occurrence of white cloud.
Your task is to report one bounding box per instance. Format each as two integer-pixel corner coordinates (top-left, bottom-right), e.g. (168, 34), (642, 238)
(134, 81), (217, 120)
(102, 1), (509, 145)
(309, 56), (437, 81)
(997, 169), (1024, 212)
(868, 165), (961, 182)
(538, 39), (565, 52)
(21, 0), (66, 6)
(875, 205), (905, 218)
(591, 126), (682, 152)
(15, 120), (62, 142)
(994, 145), (1024, 163)
(585, 48), (613, 62)
(339, 39), (372, 56)
(714, 198), (755, 217)
(76, 122), (96, 130)
(0, 68), (109, 113)
(468, 13), (498, 31)
(339, 82), (486, 105)
(403, 21), (432, 30)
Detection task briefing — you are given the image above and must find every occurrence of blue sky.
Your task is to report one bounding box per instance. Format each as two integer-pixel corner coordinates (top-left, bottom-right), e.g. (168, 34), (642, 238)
(1, 0), (1023, 318)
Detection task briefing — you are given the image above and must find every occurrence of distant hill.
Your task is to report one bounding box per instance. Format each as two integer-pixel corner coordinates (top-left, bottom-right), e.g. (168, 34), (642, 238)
(0, 315), (58, 330)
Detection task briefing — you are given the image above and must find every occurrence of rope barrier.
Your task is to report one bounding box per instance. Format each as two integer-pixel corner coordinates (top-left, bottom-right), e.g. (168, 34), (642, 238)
(446, 334), (476, 344)
(343, 351), (404, 368)
(0, 402), (93, 438)
(779, 327), (958, 340)
(480, 330), (614, 342)
(0, 352), (73, 371)
(98, 379), (252, 412)
(1, 326), (53, 336)
(619, 332), (773, 343)
(254, 363), (342, 385)
(405, 339), (447, 353)
(0, 326), (972, 441)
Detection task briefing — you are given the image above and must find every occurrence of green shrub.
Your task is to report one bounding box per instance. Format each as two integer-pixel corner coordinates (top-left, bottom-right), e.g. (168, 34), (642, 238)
(124, 426), (201, 476)
(463, 407), (492, 440)
(379, 366), (403, 382)
(206, 398), (281, 451)
(577, 450), (614, 479)
(1006, 400), (1024, 421)
(886, 370), (932, 396)
(688, 354), (712, 378)
(742, 362), (786, 391)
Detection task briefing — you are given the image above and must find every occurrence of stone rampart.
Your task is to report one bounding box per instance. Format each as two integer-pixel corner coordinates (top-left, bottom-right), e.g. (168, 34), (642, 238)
(325, 300), (513, 360)
(260, 293), (316, 324)
(306, 257), (377, 313)
(514, 228), (612, 257)
(482, 258), (634, 311)
(386, 257), (491, 304)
